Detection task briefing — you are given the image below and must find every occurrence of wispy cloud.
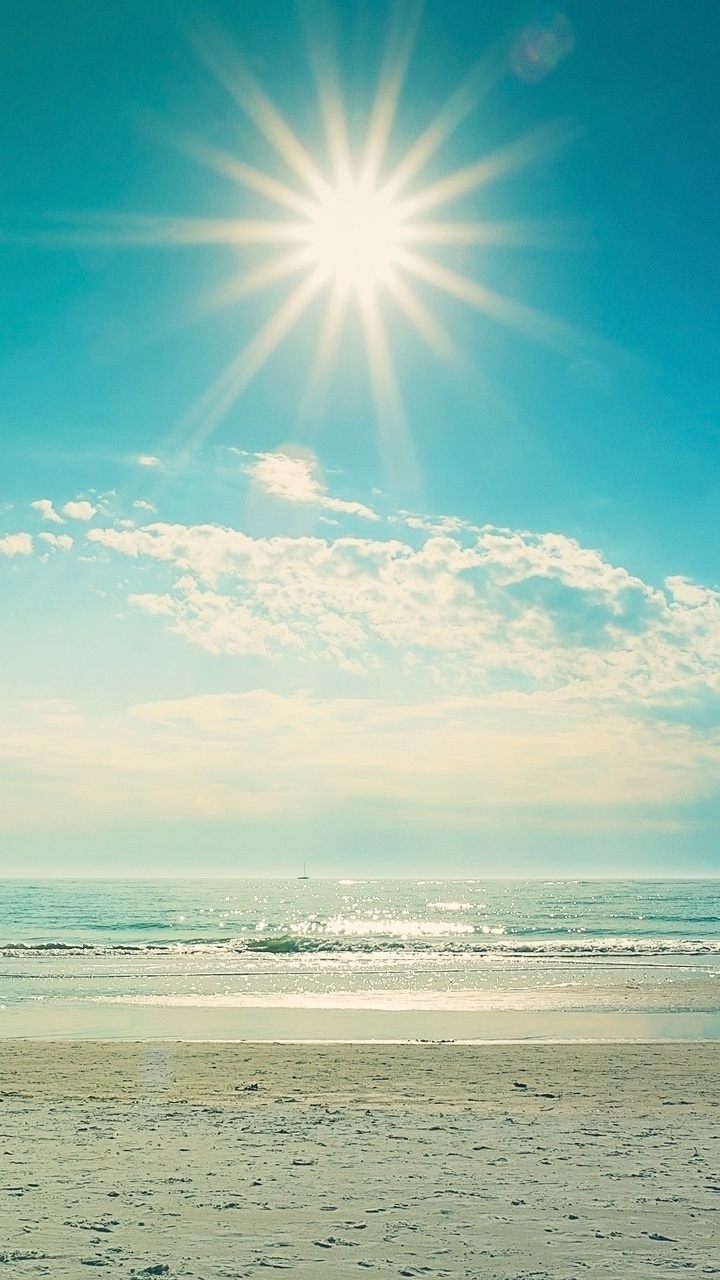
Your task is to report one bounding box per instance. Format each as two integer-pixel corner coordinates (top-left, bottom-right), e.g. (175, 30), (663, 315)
(245, 450), (379, 521)
(129, 688), (720, 812)
(1, 688), (718, 834)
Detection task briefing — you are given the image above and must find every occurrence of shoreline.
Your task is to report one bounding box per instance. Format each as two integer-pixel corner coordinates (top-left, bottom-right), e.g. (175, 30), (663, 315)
(3, 1000), (720, 1041)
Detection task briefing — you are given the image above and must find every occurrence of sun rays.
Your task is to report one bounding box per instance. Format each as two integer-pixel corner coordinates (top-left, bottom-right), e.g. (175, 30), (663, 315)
(12, 5), (582, 478)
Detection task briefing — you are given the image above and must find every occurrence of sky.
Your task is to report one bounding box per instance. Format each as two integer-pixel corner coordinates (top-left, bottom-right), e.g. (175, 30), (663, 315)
(1, 0), (719, 876)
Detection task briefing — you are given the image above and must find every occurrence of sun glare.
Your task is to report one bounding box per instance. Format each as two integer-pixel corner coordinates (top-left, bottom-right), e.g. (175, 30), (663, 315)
(26, 7), (582, 478)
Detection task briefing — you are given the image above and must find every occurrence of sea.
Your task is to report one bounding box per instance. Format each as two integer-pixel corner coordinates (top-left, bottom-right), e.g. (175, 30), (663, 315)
(1, 879), (719, 1040)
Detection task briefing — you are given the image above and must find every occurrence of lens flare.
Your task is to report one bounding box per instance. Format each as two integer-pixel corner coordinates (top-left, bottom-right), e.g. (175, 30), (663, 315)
(509, 13), (575, 84)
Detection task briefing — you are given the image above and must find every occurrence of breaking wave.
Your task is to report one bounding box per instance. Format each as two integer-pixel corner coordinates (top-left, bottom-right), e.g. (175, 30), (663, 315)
(4, 933), (720, 959)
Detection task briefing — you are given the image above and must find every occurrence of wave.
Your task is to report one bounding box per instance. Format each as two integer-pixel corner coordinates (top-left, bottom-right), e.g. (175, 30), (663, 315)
(297, 916), (477, 938)
(3, 933), (720, 959)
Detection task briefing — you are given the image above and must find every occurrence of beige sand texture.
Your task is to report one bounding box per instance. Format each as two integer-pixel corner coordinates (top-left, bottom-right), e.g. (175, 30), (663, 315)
(1, 1041), (719, 1277)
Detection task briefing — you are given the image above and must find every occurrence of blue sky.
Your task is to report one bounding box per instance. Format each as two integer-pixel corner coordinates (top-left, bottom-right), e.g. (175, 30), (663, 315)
(1, 0), (719, 875)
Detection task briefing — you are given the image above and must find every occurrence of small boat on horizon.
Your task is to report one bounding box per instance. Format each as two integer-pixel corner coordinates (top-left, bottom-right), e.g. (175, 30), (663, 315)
(298, 862), (309, 880)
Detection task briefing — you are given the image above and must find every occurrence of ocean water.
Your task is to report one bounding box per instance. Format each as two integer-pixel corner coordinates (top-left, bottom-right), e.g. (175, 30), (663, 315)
(3, 877), (720, 955)
(1, 879), (719, 1038)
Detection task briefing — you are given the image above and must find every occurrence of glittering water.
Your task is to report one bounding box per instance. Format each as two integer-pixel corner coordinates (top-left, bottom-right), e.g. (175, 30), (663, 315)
(1, 879), (719, 1022)
(2, 878), (720, 952)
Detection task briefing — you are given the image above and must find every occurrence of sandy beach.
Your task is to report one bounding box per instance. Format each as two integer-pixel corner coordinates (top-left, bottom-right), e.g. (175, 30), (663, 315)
(1, 1041), (718, 1277)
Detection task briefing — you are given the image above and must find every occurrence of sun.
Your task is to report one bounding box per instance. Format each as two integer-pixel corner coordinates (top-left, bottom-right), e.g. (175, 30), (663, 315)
(306, 178), (404, 297)
(28, 7), (580, 475)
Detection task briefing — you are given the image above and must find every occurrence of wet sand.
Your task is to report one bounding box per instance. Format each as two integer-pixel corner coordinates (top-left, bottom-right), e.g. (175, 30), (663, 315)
(3, 967), (720, 1042)
(1, 1040), (719, 1276)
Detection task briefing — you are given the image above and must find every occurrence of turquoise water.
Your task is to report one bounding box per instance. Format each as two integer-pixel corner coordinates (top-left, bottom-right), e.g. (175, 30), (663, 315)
(2, 878), (720, 954)
(1, 880), (719, 1038)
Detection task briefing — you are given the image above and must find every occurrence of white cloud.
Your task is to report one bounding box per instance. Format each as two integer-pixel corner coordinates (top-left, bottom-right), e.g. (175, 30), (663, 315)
(128, 592), (176, 617)
(39, 532), (73, 551)
(63, 500), (97, 521)
(0, 532), (33, 557)
(88, 516), (720, 707)
(31, 498), (63, 524)
(664, 576), (711, 607)
(133, 499), (157, 513)
(6, 490), (720, 844)
(138, 455), (160, 468)
(247, 451), (379, 521)
(29, 699), (82, 727)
